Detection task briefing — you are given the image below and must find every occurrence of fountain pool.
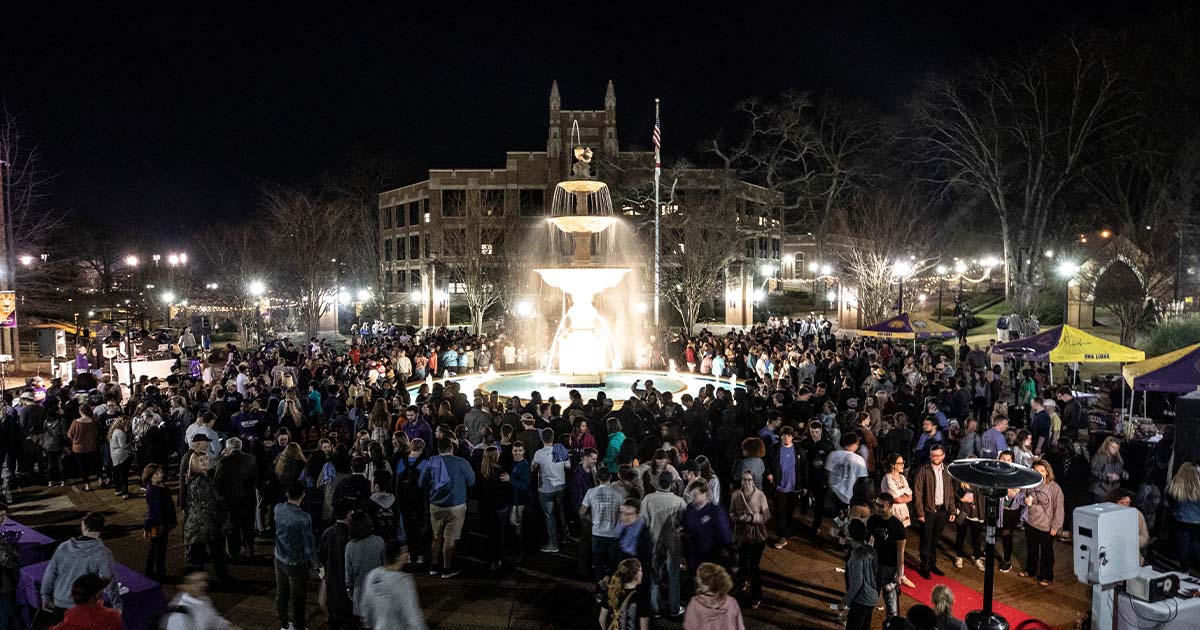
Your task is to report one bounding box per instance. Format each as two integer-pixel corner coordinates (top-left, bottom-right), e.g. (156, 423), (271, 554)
(407, 370), (736, 409)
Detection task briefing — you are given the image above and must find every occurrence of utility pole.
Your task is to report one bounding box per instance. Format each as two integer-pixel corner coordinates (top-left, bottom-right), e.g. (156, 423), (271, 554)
(653, 99), (661, 328)
(0, 159), (17, 370)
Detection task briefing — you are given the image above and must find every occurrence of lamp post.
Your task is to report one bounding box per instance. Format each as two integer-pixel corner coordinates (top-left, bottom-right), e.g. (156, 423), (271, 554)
(893, 260), (912, 312)
(936, 264), (947, 318)
(160, 291), (176, 329)
(248, 281), (266, 345)
(954, 260), (967, 301)
(1056, 261), (1080, 326)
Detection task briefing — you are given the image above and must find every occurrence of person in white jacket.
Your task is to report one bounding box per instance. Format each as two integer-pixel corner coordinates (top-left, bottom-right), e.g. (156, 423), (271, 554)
(164, 568), (234, 630)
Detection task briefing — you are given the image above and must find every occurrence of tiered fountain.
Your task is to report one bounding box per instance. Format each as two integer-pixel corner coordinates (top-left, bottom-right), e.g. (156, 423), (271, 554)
(408, 138), (734, 406)
(535, 146), (628, 386)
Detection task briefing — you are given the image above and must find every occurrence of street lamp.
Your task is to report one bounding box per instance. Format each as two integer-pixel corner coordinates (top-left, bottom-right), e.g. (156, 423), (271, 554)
(124, 255), (139, 267)
(1056, 261), (1081, 325)
(18, 255), (33, 267)
(167, 254), (180, 266)
(954, 260), (968, 300)
(161, 291), (176, 328)
(759, 263), (776, 277)
(356, 288), (370, 302)
(935, 265), (948, 317)
(247, 280), (266, 297)
(893, 260), (913, 312)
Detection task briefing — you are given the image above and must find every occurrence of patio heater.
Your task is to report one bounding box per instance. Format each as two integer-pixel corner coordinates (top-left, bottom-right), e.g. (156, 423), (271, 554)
(948, 458), (1044, 630)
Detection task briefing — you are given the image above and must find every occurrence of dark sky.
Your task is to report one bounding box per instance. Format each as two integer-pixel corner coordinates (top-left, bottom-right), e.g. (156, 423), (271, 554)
(1, 2), (1171, 234)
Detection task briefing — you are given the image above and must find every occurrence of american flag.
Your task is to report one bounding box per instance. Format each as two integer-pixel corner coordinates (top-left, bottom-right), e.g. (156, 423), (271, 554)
(652, 113), (661, 153)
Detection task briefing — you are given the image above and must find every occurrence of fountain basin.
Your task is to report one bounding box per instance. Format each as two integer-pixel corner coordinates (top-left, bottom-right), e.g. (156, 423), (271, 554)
(547, 215), (620, 234)
(556, 180), (610, 194)
(408, 370), (737, 410)
(534, 267), (629, 292)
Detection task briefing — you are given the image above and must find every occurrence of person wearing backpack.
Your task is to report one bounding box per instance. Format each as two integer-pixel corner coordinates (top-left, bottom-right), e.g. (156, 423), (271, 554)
(396, 438), (430, 566)
(361, 470), (405, 546)
(162, 567), (231, 630)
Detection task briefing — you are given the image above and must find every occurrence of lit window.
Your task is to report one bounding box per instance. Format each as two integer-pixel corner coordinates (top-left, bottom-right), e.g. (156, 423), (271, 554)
(481, 243), (494, 255)
(424, 212), (431, 224)
(448, 282), (467, 294)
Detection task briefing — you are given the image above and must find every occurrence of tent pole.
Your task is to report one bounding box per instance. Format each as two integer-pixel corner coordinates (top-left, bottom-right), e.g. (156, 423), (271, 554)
(1049, 361), (1054, 386)
(1120, 362), (1125, 423)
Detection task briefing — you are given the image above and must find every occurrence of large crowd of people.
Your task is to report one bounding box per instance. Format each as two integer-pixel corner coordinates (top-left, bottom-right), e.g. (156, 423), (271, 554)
(0, 316), (1197, 630)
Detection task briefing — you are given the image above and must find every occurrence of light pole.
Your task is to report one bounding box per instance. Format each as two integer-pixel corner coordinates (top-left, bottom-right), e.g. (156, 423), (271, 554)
(1056, 261), (1080, 325)
(954, 260), (967, 302)
(936, 264), (948, 318)
(160, 291), (176, 329)
(248, 280), (267, 346)
(893, 260), (912, 312)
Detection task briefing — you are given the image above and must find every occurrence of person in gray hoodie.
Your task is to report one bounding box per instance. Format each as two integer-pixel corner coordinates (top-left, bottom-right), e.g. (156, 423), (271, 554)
(40, 512), (122, 622)
(359, 541), (427, 630)
(344, 511), (386, 620)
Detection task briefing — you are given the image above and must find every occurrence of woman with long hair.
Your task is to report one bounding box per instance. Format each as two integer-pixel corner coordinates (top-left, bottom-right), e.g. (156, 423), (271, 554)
(184, 451), (230, 580)
(368, 400), (391, 446)
(1089, 436), (1126, 503)
(695, 455), (721, 505)
(1167, 461), (1200, 570)
(599, 558), (643, 630)
(476, 446), (512, 572)
(1019, 459), (1064, 586)
(683, 563), (743, 630)
(66, 405), (100, 492)
(141, 463), (176, 581)
(879, 453), (915, 587)
(107, 416), (135, 497)
(730, 470), (770, 610)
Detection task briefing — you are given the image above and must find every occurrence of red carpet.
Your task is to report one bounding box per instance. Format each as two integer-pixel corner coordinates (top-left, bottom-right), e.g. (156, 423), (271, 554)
(901, 559), (1051, 629)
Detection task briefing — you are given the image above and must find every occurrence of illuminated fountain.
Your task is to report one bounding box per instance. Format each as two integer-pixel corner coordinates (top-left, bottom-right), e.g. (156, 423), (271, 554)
(535, 148), (628, 385)
(408, 137), (736, 405)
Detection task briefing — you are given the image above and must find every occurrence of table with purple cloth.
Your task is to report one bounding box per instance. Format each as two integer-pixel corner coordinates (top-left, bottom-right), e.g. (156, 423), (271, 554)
(0, 518), (53, 565)
(17, 559), (167, 630)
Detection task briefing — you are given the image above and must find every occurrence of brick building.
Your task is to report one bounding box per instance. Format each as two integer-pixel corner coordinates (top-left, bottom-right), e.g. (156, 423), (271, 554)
(377, 81), (781, 327)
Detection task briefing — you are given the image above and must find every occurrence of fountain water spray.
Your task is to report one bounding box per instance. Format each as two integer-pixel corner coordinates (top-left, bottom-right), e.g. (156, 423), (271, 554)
(534, 140), (629, 387)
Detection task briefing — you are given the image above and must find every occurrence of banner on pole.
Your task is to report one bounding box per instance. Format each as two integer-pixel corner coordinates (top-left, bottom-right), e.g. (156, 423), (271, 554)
(0, 291), (16, 328)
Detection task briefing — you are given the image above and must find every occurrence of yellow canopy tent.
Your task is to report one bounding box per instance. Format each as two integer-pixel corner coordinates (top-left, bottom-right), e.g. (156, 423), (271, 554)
(995, 324), (1144, 363)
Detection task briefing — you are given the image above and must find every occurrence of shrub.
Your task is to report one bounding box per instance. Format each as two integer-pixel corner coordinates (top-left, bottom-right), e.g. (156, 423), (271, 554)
(1141, 315), (1200, 357)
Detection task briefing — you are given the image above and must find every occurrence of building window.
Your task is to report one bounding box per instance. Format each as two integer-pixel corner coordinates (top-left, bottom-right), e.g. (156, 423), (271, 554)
(409, 201), (420, 226)
(448, 282), (466, 294)
(383, 204), (392, 229)
(423, 235), (431, 258)
(410, 235), (420, 260)
(771, 238), (780, 260)
(745, 239), (754, 259)
(395, 271), (406, 292)
(410, 270), (421, 292)
(442, 189), (466, 217)
(384, 239), (392, 261)
(386, 271), (393, 292)
(481, 243), (494, 255)
(480, 189), (505, 216)
(519, 189), (545, 216)
(397, 205), (406, 227)
(397, 236), (406, 260)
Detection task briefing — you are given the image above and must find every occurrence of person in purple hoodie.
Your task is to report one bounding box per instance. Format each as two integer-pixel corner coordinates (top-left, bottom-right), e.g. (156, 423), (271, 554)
(682, 480), (733, 572)
(402, 406), (433, 452)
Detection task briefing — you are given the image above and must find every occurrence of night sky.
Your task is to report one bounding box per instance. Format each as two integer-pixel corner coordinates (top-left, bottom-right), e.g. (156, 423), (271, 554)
(2, 2), (1171, 235)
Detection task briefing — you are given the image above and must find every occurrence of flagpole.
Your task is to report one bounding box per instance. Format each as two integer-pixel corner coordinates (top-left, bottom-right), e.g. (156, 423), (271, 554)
(654, 98), (661, 328)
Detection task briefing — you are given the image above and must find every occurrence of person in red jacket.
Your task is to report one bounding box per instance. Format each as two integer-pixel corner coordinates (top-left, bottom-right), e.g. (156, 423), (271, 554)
(53, 573), (122, 630)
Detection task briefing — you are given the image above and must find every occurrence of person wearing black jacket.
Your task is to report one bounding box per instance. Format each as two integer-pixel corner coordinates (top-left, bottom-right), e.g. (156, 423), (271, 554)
(800, 421), (835, 536)
(213, 437), (260, 559)
(1056, 387), (1083, 440)
(765, 426), (808, 548)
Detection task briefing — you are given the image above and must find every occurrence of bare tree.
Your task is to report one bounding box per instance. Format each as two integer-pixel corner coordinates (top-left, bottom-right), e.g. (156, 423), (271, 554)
(907, 36), (1132, 314)
(194, 224), (265, 346)
(260, 185), (346, 337)
(322, 152), (398, 319)
(837, 191), (938, 324)
(658, 193), (739, 334)
(438, 192), (508, 334)
(709, 92), (882, 245)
